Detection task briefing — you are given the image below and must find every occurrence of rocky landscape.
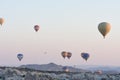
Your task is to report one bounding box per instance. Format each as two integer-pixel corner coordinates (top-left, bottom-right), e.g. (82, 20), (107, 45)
(0, 63), (120, 80)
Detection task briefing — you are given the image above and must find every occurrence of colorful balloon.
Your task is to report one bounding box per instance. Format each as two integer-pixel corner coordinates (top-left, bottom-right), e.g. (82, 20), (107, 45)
(67, 52), (72, 59)
(81, 52), (90, 61)
(17, 54), (23, 61)
(0, 18), (4, 25)
(34, 25), (40, 32)
(61, 51), (67, 59)
(98, 22), (111, 38)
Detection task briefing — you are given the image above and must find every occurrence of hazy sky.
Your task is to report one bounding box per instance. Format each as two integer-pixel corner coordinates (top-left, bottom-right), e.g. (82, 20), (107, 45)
(0, 0), (120, 67)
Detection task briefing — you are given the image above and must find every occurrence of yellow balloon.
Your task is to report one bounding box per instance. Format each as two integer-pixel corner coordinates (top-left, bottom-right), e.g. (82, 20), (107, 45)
(0, 18), (4, 26)
(98, 22), (111, 38)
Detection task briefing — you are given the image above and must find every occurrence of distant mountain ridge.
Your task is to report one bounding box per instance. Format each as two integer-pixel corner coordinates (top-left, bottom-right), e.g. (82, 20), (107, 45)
(20, 63), (120, 74)
(76, 65), (120, 74)
(20, 63), (89, 72)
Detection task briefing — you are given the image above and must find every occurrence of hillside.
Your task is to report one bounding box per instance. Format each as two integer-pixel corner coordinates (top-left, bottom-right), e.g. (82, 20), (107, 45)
(0, 66), (120, 80)
(20, 63), (89, 72)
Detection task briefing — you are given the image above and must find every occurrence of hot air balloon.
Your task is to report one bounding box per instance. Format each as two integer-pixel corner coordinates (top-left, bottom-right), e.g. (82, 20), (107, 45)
(17, 54), (23, 61)
(62, 66), (69, 72)
(0, 18), (4, 26)
(67, 52), (72, 59)
(34, 25), (39, 32)
(98, 22), (111, 38)
(94, 70), (102, 74)
(61, 51), (68, 59)
(81, 52), (90, 61)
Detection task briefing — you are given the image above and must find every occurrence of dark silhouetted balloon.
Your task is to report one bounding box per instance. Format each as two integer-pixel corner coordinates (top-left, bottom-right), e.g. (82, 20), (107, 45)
(17, 54), (23, 61)
(34, 25), (40, 32)
(81, 52), (90, 61)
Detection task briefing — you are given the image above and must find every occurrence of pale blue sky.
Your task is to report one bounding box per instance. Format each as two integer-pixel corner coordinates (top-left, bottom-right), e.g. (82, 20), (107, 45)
(0, 0), (120, 66)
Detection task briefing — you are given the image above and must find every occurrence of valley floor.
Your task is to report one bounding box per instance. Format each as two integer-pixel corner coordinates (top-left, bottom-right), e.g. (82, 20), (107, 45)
(0, 67), (120, 80)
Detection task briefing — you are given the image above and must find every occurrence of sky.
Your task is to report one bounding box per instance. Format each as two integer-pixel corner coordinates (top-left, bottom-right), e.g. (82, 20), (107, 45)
(0, 0), (120, 67)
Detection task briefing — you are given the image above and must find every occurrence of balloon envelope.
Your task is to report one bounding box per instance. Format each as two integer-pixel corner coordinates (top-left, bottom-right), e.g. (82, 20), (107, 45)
(67, 52), (72, 59)
(81, 52), (90, 61)
(17, 54), (23, 61)
(98, 22), (111, 38)
(34, 25), (40, 32)
(0, 18), (4, 25)
(61, 51), (67, 59)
